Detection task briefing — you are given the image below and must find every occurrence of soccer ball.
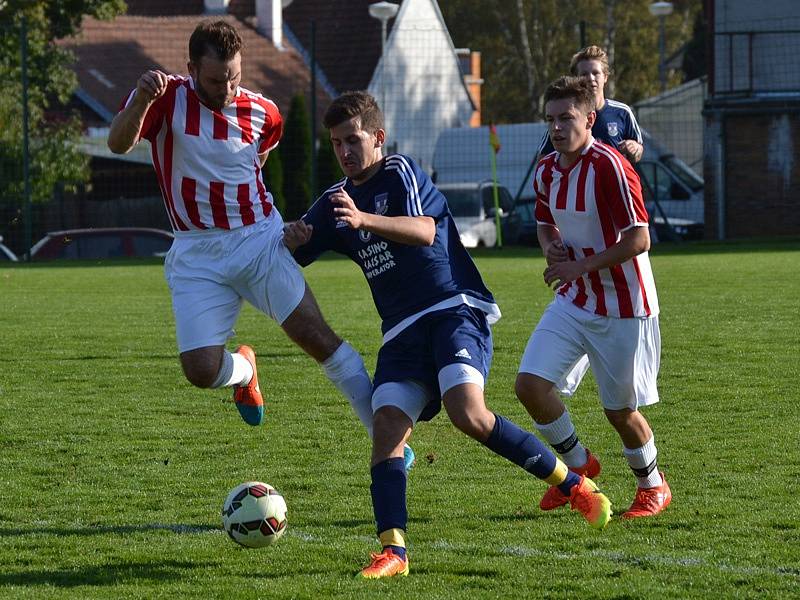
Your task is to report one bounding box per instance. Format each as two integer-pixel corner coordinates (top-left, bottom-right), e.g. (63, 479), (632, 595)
(222, 481), (288, 548)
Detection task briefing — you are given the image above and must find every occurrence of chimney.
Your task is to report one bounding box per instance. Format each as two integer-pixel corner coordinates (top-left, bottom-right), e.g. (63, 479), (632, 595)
(256, 0), (289, 50)
(203, 0), (230, 15)
(455, 48), (483, 127)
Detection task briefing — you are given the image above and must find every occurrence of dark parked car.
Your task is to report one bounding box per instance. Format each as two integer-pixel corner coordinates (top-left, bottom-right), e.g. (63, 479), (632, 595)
(30, 228), (174, 260)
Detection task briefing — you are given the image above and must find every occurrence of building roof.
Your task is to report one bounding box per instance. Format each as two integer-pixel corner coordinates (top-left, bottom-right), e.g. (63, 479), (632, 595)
(62, 13), (327, 122)
(283, 0), (391, 93)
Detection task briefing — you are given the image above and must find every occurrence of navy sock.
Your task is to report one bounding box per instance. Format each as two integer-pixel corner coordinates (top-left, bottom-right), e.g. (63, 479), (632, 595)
(484, 413), (578, 494)
(556, 471), (582, 497)
(370, 457), (408, 536)
(387, 545), (407, 560)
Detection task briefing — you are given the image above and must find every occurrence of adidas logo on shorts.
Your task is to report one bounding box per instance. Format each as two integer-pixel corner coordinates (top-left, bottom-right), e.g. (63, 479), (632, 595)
(455, 348), (472, 359)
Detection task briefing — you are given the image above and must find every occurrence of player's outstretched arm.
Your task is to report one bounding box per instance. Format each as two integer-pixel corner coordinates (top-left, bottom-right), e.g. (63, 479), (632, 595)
(108, 70), (168, 154)
(330, 190), (435, 246)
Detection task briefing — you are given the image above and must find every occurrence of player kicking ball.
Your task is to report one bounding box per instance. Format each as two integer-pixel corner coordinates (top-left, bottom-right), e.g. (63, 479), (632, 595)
(284, 91), (611, 579)
(515, 75), (671, 520)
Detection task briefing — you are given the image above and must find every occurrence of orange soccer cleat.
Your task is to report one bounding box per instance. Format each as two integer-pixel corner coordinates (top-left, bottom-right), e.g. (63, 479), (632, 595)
(232, 345), (264, 426)
(540, 450), (602, 511)
(621, 472), (672, 519)
(358, 548), (409, 579)
(569, 475), (612, 530)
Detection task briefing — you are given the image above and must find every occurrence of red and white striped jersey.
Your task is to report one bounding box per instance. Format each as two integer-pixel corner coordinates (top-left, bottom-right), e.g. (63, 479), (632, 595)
(534, 138), (659, 318)
(121, 75), (282, 232)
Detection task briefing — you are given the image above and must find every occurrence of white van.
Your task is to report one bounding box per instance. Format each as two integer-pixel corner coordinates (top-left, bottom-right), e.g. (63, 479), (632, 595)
(432, 123), (704, 241)
(436, 181), (518, 247)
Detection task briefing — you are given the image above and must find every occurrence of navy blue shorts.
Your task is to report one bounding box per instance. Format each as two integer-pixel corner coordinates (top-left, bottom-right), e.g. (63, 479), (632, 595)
(373, 304), (493, 421)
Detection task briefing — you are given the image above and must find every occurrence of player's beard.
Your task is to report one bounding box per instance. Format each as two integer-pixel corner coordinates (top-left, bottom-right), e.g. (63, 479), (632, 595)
(195, 80), (231, 111)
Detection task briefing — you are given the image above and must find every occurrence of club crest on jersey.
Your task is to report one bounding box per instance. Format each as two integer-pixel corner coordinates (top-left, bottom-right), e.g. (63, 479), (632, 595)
(374, 193), (389, 215)
(607, 122), (619, 137)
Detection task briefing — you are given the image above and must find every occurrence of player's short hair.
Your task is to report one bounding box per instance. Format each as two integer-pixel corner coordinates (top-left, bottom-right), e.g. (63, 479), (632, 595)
(543, 75), (595, 114)
(569, 45), (610, 77)
(189, 20), (243, 64)
(323, 91), (384, 132)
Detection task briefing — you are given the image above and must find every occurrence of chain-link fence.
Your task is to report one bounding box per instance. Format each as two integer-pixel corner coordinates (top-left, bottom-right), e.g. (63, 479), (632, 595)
(704, 23), (800, 240)
(1, 2), (718, 260)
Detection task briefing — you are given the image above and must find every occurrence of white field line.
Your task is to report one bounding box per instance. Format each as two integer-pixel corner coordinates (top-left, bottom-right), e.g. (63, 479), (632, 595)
(283, 529), (799, 580)
(30, 523), (797, 580)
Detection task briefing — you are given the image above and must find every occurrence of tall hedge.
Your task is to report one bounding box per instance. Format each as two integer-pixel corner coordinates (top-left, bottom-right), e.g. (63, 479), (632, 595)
(315, 129), (344, 196)
(281, 94), (312, 220)
(262, 149), (285, 215)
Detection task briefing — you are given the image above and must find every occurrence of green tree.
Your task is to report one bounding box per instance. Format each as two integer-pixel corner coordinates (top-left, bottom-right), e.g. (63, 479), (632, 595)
(440, 0), (701, 122)
(315, 129), (343, 196)
(0, 0), (125, 249)
(262, 149), (285, 214)
(281, 94), (312, 220)
(682, 8), (706, 81)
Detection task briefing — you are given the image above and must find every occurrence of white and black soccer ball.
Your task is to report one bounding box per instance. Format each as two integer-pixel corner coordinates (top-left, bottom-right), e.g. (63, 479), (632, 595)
(222, 481), (288, 548)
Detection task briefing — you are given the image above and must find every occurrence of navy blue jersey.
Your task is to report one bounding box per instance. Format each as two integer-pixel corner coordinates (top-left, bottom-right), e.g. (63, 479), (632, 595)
(294, 154), (500, 340)
(537, 98), (642, 158)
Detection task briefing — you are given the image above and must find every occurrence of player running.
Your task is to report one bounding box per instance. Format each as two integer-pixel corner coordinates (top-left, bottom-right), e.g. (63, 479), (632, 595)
(515, 75), (671, 520)
(284, 91), (612, 579)
(106, 20), (416, 469)
(536, 45), (643, 165)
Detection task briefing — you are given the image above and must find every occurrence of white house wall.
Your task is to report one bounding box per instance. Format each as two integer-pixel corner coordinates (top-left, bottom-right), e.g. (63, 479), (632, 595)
(636, 78), (706, 175)
(368, 0), (474, 171)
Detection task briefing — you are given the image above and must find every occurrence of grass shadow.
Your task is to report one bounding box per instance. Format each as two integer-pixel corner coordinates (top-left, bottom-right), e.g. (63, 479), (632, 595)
(0, 559), (214, 588)
(0, 523), (219, 537)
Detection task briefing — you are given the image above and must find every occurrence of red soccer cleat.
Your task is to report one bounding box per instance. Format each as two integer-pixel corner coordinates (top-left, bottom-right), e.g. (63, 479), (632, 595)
(568, 475), (612, 530)
(358, 547), (409, 579)
(621, 472), (672, 519)
(540, 450), (601, 511)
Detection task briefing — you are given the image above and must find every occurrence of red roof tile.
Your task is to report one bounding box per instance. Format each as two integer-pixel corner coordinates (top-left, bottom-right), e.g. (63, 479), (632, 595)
(119, 0), (397, 93)
(63, 14), (329, 121)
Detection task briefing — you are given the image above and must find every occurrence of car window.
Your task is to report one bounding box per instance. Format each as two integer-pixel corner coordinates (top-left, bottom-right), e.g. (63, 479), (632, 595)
(481, 186), (513, 215)
(638, 162), (691, 203)
(498, 188), (514, 214)
(514, 197), (536, 223)
(441, 189), (481, 218)
(661, 156), (703, 192)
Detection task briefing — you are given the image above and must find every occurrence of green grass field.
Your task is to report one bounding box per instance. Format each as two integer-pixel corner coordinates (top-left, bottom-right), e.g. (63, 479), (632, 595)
(1, 239), (799, 599)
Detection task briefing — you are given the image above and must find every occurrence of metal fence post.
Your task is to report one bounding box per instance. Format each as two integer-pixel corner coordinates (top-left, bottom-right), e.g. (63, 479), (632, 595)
(21, 15), (32, 260)
(310, 20), (317, 198)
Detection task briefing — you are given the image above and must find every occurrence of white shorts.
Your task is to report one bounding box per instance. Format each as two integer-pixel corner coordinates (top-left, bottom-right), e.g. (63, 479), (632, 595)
(518, 297), (661, 410)
(164, 211), (306, 352)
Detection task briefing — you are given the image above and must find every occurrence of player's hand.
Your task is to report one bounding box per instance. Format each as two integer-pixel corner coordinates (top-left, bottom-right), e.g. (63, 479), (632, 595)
(330, 190), (365, 229)
(544, 239), (568, 265)
(543, 259), (585, 290)
(283, 220), (313, 252)
(617, 140), (642, 162)
(136, 70), (169, 104)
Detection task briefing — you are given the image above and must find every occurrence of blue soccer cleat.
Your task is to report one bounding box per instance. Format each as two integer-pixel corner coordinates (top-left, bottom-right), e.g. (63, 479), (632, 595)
(403, 443), (416, 471)
(232, 345), (264, 426)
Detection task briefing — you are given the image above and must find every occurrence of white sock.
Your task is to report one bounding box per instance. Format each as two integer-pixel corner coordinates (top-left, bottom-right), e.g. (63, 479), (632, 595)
(321, 342), (374, 437)
(535, 410), (588, 468)
(210, 350), (253, 388)
(623, 436), (662, 488)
